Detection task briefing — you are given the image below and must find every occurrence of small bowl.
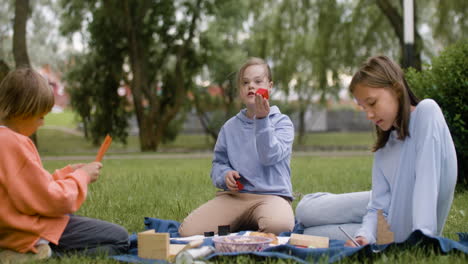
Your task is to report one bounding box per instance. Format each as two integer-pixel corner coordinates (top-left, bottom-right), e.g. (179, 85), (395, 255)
(212, 235), (273, 253)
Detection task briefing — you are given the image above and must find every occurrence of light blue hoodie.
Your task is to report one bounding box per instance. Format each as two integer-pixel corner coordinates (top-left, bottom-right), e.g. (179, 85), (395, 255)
(211, 106), (294, 199)
(356, 99), (457, 243)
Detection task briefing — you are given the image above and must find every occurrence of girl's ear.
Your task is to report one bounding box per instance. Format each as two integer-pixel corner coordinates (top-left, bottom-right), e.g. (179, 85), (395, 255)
(268, 81), (273, 91)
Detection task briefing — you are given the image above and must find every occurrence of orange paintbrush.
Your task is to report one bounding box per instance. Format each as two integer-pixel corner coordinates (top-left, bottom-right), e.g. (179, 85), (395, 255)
(95, 134), (112, 162)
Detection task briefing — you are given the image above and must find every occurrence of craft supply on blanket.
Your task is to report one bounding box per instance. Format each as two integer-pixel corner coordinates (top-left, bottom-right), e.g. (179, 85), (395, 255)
(289, 233), (329, 248)
(138, 230), (204, 261)
(204, 231), (214, 237)
(175, 246), (216, 264)
(218, 225), (230, 236)
(213, 235), (272, 253)
(137, 230), (169, 260)
(339, 226), (360, 247)
(249, 231), (279, 244)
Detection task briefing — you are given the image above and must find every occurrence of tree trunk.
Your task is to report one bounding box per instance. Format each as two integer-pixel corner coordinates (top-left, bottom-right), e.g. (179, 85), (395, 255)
(193, 93), (219, 141)
(124, 0), (202, 152)
(376, 0), (422, 70)
(123, 0), (157, 151)
(0, 60), (10, 83)
(297, 107), (306, 145)
(13, 0), (37, 146)
(13, 0), (31, 68)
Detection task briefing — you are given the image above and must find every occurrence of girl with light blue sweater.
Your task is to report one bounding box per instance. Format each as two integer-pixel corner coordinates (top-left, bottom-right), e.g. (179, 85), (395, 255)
(296, 56), (457, 246)
(179, 58), (295, 236)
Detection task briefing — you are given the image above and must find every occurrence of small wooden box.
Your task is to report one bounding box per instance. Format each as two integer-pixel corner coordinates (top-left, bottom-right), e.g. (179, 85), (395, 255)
(137, 230), (169, 260)
(289, 233), (329, 248)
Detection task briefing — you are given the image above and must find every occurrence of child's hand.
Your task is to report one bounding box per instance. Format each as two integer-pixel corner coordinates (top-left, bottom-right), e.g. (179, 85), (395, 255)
(225, 170), (241, 191)
(345, 236), (368, 247)
(79, 162), (103, 183)
(70, 163), (86, 171)
(255, 93), (270, 119)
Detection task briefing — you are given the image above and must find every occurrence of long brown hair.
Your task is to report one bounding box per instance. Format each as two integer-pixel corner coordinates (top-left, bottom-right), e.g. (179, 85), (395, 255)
(349, 56), (420, 152)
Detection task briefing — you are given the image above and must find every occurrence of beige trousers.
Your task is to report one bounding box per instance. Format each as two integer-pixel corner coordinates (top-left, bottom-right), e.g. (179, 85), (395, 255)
(179, 191), (294, 236)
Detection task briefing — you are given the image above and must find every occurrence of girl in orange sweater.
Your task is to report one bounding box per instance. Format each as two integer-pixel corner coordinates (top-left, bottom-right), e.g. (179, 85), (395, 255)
(0, 68), (128, 261)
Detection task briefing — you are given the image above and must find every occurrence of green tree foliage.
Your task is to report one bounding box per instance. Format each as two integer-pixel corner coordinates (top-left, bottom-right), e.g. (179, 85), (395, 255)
(247, 0), (343, 143)
(431, 1), (468, 48)
(66, 52), (129, 145)
(193, 0), (249, 140)
(192, 0), (467, 144)
(60, 0), (207, 150)
(342, 0), (468, 71)
(55, 0), (467, 148)
(0, 0), (14, 71)
(406, 40), (468, 188)
(1, 0), (75, 70)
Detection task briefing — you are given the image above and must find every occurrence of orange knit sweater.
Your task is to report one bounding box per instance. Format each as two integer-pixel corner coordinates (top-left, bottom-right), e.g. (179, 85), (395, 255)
(0, 127), (90, 253)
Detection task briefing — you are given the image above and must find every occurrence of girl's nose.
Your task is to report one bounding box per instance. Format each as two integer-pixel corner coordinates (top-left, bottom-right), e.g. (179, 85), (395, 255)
(366, 110), (375, 120)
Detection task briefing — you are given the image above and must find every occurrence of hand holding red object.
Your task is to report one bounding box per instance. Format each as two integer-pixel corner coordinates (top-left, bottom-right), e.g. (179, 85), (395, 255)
(236, 180), (244, 190)
(225, 170), (241, 191)
(256, 88), (269, 99)
(80, 162), (103, 183)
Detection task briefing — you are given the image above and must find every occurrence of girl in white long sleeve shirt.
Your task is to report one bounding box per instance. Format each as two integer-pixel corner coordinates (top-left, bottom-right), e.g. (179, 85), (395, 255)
(295, 56), (457, 246)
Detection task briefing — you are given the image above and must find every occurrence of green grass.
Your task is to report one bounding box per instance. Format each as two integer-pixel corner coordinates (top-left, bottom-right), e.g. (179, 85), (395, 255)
(44, 110), (79, 129)
(36, 129), (372, 155)
(38, 156), (468, 263)
(37, 110), (373, 154)
(298, 132), (373, 149)
(29, 111), (467, 262)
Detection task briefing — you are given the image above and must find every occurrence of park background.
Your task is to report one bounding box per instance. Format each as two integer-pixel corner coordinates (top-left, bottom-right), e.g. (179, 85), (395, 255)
(0, 0), (467, 263)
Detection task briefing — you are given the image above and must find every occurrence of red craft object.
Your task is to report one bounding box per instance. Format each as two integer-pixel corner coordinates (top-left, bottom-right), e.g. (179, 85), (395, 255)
(95, 134), (112, 162)
(256, 88), (269, 99)
(236, 180), (244, 190)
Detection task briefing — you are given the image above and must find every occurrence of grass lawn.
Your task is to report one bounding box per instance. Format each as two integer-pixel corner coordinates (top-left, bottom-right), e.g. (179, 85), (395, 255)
(44, 110), (79, 129)
(38, 109), (374, 155)
(38, 156), (468, 263)
(36, 128), (373, 156)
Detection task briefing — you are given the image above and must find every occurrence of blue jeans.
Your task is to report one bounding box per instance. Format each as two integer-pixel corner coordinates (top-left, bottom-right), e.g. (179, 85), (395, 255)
(50, 215), (129, 257)
(295, 191), (371, 240)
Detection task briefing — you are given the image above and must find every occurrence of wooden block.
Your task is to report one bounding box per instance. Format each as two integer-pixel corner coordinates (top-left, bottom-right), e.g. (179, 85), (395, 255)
(169, 244), (186, 260)
(138, 230), (169, 260)
(377, 209), (394, 245)
(289, 233), (329, 248)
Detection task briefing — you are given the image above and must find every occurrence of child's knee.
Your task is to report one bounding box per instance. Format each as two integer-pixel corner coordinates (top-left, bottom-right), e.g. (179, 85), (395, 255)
(113, 224), (129, 243)
(109, 224), (129, 253)
(295, 192), (331, 224)
(259, 218), (294, 235)
(178, 221), (199, 237)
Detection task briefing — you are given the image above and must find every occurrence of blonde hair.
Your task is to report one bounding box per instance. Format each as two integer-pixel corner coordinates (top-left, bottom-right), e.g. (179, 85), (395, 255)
(0, 68), (54, 121)
(236, 57), (272, 91)
(349, 55), (419, 152)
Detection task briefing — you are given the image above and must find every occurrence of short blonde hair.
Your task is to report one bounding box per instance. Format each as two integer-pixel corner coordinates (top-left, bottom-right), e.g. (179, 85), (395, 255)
(0, 68), (54, 120)
(236, 57), (272, 91)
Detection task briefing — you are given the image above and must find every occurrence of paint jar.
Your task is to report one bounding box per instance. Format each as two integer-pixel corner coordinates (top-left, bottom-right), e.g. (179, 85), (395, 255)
(175, 246), (215, 264)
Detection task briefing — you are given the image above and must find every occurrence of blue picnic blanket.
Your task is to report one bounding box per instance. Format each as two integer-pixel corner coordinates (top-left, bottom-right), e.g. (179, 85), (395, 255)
(112, 217), (468, 263)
